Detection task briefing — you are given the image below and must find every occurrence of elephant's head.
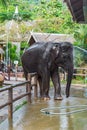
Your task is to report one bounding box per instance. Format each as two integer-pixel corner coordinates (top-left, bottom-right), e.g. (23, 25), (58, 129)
(58, 42), (73, 68)
(55, 42), (74, 97)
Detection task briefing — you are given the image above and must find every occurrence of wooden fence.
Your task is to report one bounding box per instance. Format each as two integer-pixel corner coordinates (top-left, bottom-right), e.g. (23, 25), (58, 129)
(60, 67), (87, 81)
(0, 73), (37, 121)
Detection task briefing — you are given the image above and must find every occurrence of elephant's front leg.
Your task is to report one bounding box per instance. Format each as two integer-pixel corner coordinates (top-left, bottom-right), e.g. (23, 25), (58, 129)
(51, 68), (63, 100)
(41, 69), (50, 100)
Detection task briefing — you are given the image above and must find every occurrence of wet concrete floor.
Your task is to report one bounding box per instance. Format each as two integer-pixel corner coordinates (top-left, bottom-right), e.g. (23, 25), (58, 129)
(1, 94), (87, 130)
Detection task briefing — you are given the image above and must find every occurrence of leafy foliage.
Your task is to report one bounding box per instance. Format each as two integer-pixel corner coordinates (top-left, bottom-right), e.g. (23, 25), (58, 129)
(0, 0), (36, 22)
(32, 0), (76, 34)
(20, 41), (29, 56)
(74, 24), (87, 49)
(5, 42), (18, 63)
(0, 0), (75, 34)
(0, 0), (11, 7)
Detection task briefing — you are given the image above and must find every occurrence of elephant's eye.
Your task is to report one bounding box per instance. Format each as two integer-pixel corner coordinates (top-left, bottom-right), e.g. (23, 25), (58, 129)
(62, 46), (68, 52)
(55, 45), (58, 48)
(53, 45), (58, 49)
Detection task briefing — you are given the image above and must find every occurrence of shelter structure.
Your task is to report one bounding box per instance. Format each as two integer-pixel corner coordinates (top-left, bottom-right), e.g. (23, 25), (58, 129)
(28, 32), (75, 45)
(64, 0), (87, 23)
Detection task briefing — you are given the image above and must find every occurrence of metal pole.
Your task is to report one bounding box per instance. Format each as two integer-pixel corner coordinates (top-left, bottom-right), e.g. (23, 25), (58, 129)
(15, 64), (18, 81)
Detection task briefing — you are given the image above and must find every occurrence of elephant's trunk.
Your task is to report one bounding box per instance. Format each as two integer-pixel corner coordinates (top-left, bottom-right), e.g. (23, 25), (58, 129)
(66, 65), (73, 97)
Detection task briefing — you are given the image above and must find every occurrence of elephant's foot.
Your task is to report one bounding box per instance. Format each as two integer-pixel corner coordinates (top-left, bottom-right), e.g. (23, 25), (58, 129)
(66, 95), (69, 98)
(66, 92), (70, 98)
(54, 95), (63, 100)
(40, 95), (50, 101)
(43, 96), (50, 101)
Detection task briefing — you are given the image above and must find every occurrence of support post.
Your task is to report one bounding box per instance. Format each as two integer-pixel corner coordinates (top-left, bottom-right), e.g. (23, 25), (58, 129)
(8, 65), (10, 81)
(26, 73), (31, 103)
(34, 75), (38, 98)
(8, 88), (13, 120)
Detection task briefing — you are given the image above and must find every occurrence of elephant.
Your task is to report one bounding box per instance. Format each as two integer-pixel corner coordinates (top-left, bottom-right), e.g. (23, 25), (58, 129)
(54, 42), (74, 99)
(21, 41), (73, 100)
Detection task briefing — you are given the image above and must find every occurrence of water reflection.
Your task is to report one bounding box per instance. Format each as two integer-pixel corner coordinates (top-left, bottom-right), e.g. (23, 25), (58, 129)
(59, 101), (74, 130)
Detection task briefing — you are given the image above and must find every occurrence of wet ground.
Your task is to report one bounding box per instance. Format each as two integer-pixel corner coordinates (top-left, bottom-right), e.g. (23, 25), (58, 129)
(0, 87), (87, 130)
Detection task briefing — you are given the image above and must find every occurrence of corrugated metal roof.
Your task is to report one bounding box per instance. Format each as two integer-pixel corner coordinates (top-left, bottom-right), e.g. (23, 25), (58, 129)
(64, 0), (87, 23)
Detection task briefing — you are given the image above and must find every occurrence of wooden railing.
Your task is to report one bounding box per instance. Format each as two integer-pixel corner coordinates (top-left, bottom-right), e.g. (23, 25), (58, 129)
(0, 73), (37, 121)
(59, 67), (87, 86)
(72, 68), (87, 86)
(0, 81), (30, 120)
(73, 67), (87, 76)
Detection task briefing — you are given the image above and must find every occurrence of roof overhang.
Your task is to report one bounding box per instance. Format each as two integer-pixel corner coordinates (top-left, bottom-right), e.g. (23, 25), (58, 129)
(28, 32), (75, 45)
(64, 0), (87, 23)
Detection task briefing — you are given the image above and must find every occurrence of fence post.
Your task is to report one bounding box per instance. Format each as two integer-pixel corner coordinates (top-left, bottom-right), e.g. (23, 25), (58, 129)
(26, 73), (31, 103)
(34, 75), (38, 98)
(8, 87), (13, 120)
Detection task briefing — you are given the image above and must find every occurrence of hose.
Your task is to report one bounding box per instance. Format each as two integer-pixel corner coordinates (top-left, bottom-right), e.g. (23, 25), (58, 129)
(40, 105), (87, 115)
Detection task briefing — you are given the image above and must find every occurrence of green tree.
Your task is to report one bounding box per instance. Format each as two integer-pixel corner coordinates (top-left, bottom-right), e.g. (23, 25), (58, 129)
(5, 42), (18, 63)
(20, 41), (29, 56)
(74, 24), (87, 49)
(0, 0), (11, 7)
(33, 0), (76, 34)
(0, 0), (36, 22)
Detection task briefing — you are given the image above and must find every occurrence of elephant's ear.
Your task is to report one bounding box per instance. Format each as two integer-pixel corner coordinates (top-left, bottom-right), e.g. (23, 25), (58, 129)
(43, 43), (60, 60)
(52, 44), (59, 55)
(52, 44), (60, 56)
